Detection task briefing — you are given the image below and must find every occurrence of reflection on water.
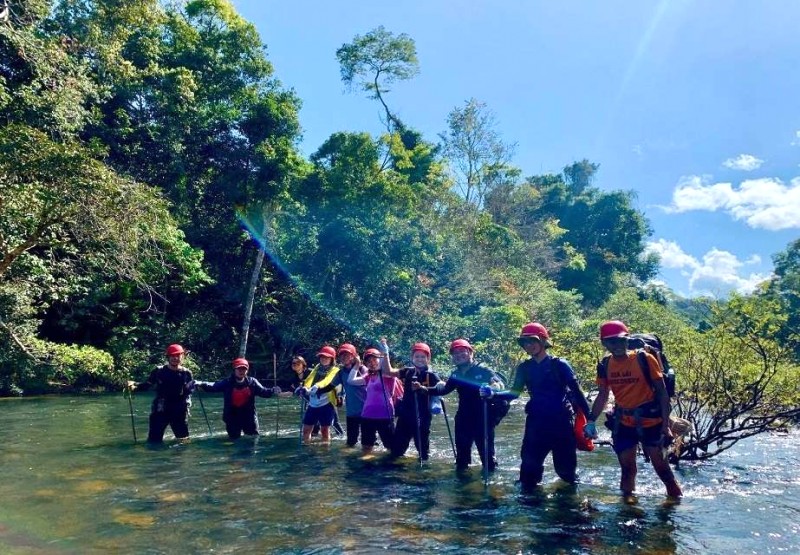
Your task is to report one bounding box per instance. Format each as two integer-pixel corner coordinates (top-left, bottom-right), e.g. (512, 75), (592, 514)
(0, 395), (797, 554)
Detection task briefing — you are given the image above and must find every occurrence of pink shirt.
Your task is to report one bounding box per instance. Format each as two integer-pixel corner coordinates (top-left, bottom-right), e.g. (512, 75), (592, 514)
(361, 374), (403, 419)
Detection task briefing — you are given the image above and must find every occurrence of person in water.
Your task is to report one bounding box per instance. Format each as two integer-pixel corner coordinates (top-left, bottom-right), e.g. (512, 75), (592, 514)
(127, 343), (195, 443)
(295, 346), (341, 444)
(391, 342), (441, 461)
(585, 320), (682, 502)
(419, 339), (504, 472)
(489, 323), (592, 490)
(348, 340), (403, 455)
(195, 358), (281, 440)
(337, 343), (367, 447)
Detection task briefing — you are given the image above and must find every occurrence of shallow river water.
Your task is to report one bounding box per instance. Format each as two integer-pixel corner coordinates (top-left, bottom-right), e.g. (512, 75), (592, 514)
(0, 394), (797, 554)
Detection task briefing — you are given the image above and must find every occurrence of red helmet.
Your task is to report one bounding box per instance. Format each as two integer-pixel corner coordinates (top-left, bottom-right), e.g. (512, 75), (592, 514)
(337, 343), (357, 357)
(317, 346), (336, 359)
(362, 348), (382, 361)
(519, 322), (551, 345)
(232, 357), (249, 369)
(600, 320), (629, 340)
(411, 342), (431, 357)
(449, 339), (473, 354)
(165, 344), (185, 356)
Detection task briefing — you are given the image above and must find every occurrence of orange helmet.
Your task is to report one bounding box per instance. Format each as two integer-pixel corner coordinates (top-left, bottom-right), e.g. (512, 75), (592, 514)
(165, 344), (185, 356)
(362, 348), (382, 361)
(337, 343), (357, 357)
(411, 342), (431, 357)
(519, 322), (552, 346)
(449, 339), (473, 354)
(600, 320), (629, 340)
(232, 358), (249, 369)
(317, 346), (336, 359)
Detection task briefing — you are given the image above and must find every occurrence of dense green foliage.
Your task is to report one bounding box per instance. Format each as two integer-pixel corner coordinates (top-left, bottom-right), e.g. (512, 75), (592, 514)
(0, 1), (796, 459)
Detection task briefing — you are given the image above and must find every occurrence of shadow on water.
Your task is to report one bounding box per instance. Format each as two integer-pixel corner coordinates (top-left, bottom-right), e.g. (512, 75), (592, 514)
(0, 395), (798, 554)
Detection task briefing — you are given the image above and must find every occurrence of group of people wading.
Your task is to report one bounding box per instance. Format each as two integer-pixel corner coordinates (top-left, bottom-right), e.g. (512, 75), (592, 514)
(126, 319), (682, 502)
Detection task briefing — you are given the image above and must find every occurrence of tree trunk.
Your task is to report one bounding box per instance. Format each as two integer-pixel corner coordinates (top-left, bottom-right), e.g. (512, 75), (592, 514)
(238, 209), (270, 358)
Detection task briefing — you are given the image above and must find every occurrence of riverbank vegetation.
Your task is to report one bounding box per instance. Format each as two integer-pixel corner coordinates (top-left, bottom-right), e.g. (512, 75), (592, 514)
(1, 0), (798, 460)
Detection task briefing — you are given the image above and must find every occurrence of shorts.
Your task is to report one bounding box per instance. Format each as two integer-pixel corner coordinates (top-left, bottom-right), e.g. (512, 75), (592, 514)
(303, 404), (336, 427)
(612, 423), (662, 454)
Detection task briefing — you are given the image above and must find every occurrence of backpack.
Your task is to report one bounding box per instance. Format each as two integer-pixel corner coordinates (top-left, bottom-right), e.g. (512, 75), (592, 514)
(547, 357), (595, 452)
(625, 333), (676, 398)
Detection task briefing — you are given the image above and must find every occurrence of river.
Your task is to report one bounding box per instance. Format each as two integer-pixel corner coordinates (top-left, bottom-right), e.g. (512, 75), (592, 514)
(0, 394), (797, 554)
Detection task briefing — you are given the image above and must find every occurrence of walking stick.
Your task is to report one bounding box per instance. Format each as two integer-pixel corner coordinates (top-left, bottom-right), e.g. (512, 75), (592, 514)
(377, 365), (395, 445)
(196, 389), (213, 435)
(124, 381), (137, 444)
(274, 353), (280, 436)
(412, 385), (423, 467)
(440, 398), (456, 459)
(299, 397), (306, 445)
(483, 398), (489, 487)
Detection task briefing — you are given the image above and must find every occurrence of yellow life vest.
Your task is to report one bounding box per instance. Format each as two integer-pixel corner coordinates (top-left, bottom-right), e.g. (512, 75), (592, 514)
(304, 364), (341, 405)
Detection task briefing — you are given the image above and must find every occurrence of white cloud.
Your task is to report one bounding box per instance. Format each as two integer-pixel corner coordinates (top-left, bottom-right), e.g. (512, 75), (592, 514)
(645, 238), (699, 270)
(722, 154), (764, 171)
(663, 175), (800, 230)
(791, 130), (800, 146)
(645, 239), (771, 297)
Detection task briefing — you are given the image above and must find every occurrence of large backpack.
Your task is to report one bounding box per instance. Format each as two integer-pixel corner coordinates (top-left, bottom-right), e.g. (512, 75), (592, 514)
(625, 333), (676, 398)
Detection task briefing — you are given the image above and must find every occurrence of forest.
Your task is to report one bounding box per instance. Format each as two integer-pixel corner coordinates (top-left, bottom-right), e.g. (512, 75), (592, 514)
(1, 0), (798, 460)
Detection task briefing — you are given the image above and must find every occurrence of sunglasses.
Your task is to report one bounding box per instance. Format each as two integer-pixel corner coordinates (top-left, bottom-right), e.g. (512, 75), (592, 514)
(517, 337), (541, 347)
(603, 337), (628, 345)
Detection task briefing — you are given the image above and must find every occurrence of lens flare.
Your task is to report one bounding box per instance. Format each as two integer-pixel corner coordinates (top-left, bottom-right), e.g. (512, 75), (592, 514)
(235, 207), (378, 346)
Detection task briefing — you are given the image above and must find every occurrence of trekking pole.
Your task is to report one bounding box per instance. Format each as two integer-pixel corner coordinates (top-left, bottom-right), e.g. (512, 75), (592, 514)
(440, 398), (456, 459)
(123, 378), (137, 444)
(196, 388), (213, 435)
(377, 344), (395, 439)
(274, 353), (280, 436)
(483, 398), (489, 487)
(299, 397), (306, 445)
(412, 386), (423, 467)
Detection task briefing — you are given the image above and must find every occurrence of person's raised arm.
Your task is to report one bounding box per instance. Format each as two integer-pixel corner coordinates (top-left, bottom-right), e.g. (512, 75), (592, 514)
(348, 365), (366, 386)
(378, 338), (399, 375)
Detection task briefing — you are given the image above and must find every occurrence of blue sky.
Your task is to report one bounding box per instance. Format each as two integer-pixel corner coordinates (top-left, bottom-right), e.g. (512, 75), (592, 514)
(234, 0), (799, 297)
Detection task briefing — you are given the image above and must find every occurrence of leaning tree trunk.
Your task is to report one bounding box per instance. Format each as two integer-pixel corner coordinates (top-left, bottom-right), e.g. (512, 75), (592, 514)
(238, 208), (270, 358)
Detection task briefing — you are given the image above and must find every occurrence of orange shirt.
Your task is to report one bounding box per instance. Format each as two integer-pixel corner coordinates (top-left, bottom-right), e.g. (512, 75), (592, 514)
(597, 351), (663, 427)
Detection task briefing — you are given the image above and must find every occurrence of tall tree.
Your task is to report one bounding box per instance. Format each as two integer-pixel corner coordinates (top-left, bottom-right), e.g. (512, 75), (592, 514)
(0, 3), (208, 391)
(336, 25), (419, 134)
(440, 98), (517, 208)
(563, 159), (599, 196)
(764, 238), (800, 360)
(54, 0), (306, 359)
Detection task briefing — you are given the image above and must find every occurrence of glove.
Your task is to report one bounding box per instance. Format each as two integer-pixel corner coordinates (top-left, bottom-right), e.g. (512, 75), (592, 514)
(583, 421), (598, 439)
(272, 386), (282, 395)
(429, 395), (443, 415)
(186, 380), (197, 392)
(309, 385), (319, 397)
(479, 385), (494, 398)
(378, 339), (390, 355)
(294, 386), (308, 397)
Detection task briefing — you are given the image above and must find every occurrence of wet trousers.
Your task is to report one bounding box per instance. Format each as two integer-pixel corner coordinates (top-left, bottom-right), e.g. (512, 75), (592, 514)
(519, 413), (577, 487)
(147, 401), (189, 443)
(454, 410), (496, 471)
(346, 415), (363, 447)
(391, 413), (432, 460)
(361, 418), (394, 449)
(224, 410), (259, 440)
